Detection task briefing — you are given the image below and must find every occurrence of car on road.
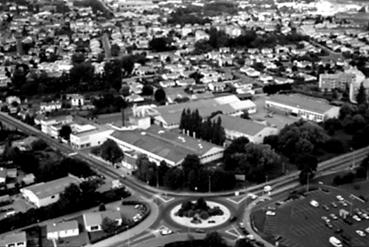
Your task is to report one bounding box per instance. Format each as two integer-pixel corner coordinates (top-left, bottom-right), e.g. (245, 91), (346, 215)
(194, 228), (205, 234)
(247, 193), (258, 200)
(310, 200), (319, 207)
(353, 215), (361, 222)
(356, 230), (366, 237)
(323, 205), (330, 211)
(160, 227), (173, 236)
(330, 213), (338, 220)
(266, 211), (276, 216)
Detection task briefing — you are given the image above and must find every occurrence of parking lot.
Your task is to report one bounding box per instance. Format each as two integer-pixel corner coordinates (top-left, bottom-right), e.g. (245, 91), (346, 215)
(261, 187), (369, 247)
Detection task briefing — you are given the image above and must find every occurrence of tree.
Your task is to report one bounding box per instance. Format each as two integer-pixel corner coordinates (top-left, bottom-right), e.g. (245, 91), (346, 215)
(182, 154), (201, 182)
(356, 82), (367, 105)
(142, 85), (154, 96)
(101, 217), (118, 234)
(223, 137), (249, 170)
(149, 37), (174, 52)
(135, 154), (156, 185)
(104, 59), (123, 92)
(59, 125), (72, 141)
(100, 140), (124, 165)
(111, 44), (121, 57)
(164, 167), (184, 190)
(204, 232), (227, 247)
(154, 88), (166, 103)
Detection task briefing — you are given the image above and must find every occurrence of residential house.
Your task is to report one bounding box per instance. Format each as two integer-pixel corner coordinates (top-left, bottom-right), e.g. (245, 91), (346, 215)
(265, 94), (340, 123)
(40, 101), (62, 113)
(83, 211), (122, 232)
(1, 232), (27, 247)
(22, 174), (35, 185)
(211, 114), (278, 143)
(67, 94), (85, 107)
(47, 220), (79, 239)
(40, 115), (73, 139)
(20, 174), (81, 208)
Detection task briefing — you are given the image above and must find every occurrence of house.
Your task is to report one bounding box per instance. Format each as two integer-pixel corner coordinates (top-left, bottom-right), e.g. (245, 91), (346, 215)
(211, 114), (279, 143)
(83, 211), (122, 232)
(22, 174), (35, 185)
(6, 168), (17, 179)
(47, 220), (79, 239)
(40, 115), (73, 139)
(40, 101), (62, 113)
(109, 125), (224, 167)
(0, 168), (6, 184)
(20, 175), (81, 208)
(69, 124), (114, 149)
(1, 231), (27, 247)
(67, 94), (85, 107)
(265, 94), (340, 123)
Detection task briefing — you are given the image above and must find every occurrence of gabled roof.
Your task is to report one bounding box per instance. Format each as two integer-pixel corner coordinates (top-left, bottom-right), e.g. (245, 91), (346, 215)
(3, 231), (26, 244)
(110, 126), (223, 164)
(212, 114), (269, 136)
(47, 220), (78, 233)
(21, 175), (81, 199)
(83, 211), (121, 227)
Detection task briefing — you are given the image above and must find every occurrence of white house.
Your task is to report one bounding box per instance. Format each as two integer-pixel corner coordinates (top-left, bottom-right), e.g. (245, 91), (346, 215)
(2, 231), (27, 247)
(20, 175), (81, 208)
(40, 115), (73, 139)
(211, 114), (279, 143)
(83, 211), (122, 232)
(47, 220), (79, 240)
(68, 94), (85, 107)
(40, 101), (62, 113)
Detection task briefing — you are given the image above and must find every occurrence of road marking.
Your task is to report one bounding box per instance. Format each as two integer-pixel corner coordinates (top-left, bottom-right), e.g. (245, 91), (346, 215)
(225, 225), (241, 238)
(226, 196), (248, 205)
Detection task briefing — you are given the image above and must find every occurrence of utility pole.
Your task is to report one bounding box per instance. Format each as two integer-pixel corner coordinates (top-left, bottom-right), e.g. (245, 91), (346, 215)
(208, 173), (211, 193)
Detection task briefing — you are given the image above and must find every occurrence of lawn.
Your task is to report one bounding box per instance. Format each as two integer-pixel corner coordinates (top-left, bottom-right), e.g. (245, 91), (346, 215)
(252, 187), (369, 247)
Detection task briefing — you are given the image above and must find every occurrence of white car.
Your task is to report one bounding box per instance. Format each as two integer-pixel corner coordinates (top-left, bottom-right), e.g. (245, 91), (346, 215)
(310, 200), (319, 207)
(353, 215), (361, 222)
(160, 227), (173, 236)
(365, 227), (369, 234)
(356, 230), (366, 237)
(247, 193), (258, 200)
(266, 211), (276, 216)
(336, 195), (344, 201)
(330, 214), (338, 220)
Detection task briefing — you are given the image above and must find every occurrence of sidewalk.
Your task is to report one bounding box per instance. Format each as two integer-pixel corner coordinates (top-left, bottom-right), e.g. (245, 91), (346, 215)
(86, 196), (159, 247)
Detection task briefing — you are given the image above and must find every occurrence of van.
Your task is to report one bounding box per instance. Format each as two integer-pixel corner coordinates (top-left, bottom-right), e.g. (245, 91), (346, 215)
(329, 236), (342, 247)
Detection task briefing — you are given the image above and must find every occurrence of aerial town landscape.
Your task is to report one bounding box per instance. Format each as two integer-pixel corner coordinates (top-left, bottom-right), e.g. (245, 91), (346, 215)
(0, 0), (369, 246)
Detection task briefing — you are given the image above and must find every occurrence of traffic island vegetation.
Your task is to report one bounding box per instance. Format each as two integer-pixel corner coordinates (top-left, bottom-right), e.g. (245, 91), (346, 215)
(175, 198), (224, 222)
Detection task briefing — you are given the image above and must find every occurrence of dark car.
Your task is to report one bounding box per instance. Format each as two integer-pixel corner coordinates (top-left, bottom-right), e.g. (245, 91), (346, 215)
(334, 228), (343, 234)
(343, 218), (353, 225)
(322, 205), (330, 211)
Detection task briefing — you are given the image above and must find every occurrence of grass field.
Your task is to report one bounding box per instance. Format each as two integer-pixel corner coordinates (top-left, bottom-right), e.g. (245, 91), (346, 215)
(252, 187), (369, 247)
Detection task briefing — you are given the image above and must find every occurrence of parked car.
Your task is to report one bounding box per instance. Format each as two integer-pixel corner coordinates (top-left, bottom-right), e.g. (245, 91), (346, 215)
(160, 227), (173, 236)
(330, 213), (338, 220)
(310, 200), (319, 207)
(331, 202), (338, 208)
(353, 215), (361, 222)
(336, 195), (344, 201)
(356, 230), (366, 237)
(323, 205), (330, 211)
(266, 211), (276, 216)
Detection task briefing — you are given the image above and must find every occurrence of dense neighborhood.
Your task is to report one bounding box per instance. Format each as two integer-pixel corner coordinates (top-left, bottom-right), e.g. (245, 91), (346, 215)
(0, 0), (369, 247)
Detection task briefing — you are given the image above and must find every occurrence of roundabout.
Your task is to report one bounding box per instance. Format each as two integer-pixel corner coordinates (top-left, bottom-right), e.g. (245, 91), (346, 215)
(169, 200), (231, 229)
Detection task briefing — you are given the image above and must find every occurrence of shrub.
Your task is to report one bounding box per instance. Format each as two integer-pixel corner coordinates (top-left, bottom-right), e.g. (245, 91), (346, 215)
(199, 211), (209, 220)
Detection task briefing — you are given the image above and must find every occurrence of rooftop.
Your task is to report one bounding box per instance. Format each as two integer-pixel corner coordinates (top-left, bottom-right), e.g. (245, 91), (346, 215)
(21, 175), (81, 199)
(2, 231), (26, 244)
(47, 220), (78, 233)
(110, 125), (223, 164)
(266, 94), (335, 114)
(212, 114), (270, 136)
(83, 211), (121, 227)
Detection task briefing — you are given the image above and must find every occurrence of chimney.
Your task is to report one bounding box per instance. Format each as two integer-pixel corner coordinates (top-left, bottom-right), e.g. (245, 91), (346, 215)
(186, 130), (190, 136)
(193, 132), (196, 139)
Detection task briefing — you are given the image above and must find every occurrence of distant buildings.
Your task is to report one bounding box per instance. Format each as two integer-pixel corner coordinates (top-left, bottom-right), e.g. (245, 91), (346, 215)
(265, 94), (340, 123)
(319, 72), (355, 92)
(20, 175), (81, 208)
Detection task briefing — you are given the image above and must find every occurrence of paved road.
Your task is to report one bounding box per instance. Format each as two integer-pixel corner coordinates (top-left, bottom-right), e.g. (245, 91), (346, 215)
(1, 112), (368, 247)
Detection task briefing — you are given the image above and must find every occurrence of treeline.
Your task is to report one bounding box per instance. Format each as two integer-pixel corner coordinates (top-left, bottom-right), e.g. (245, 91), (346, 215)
(194, 28), (308, 54)
(0, 181), (131, 234)
(179, 109), (226, 146)
(134, 154), (235, 192)
(2, 139), (96, 183)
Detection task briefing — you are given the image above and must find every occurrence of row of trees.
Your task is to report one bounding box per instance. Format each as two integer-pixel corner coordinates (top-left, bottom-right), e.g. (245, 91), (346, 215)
(179, 109), (226, 146)
(194, 27), (308, 54)
(134, 154), (236, 192)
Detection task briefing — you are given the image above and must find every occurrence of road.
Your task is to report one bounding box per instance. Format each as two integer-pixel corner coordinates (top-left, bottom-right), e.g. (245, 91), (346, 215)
(1, 112), (368, 247)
